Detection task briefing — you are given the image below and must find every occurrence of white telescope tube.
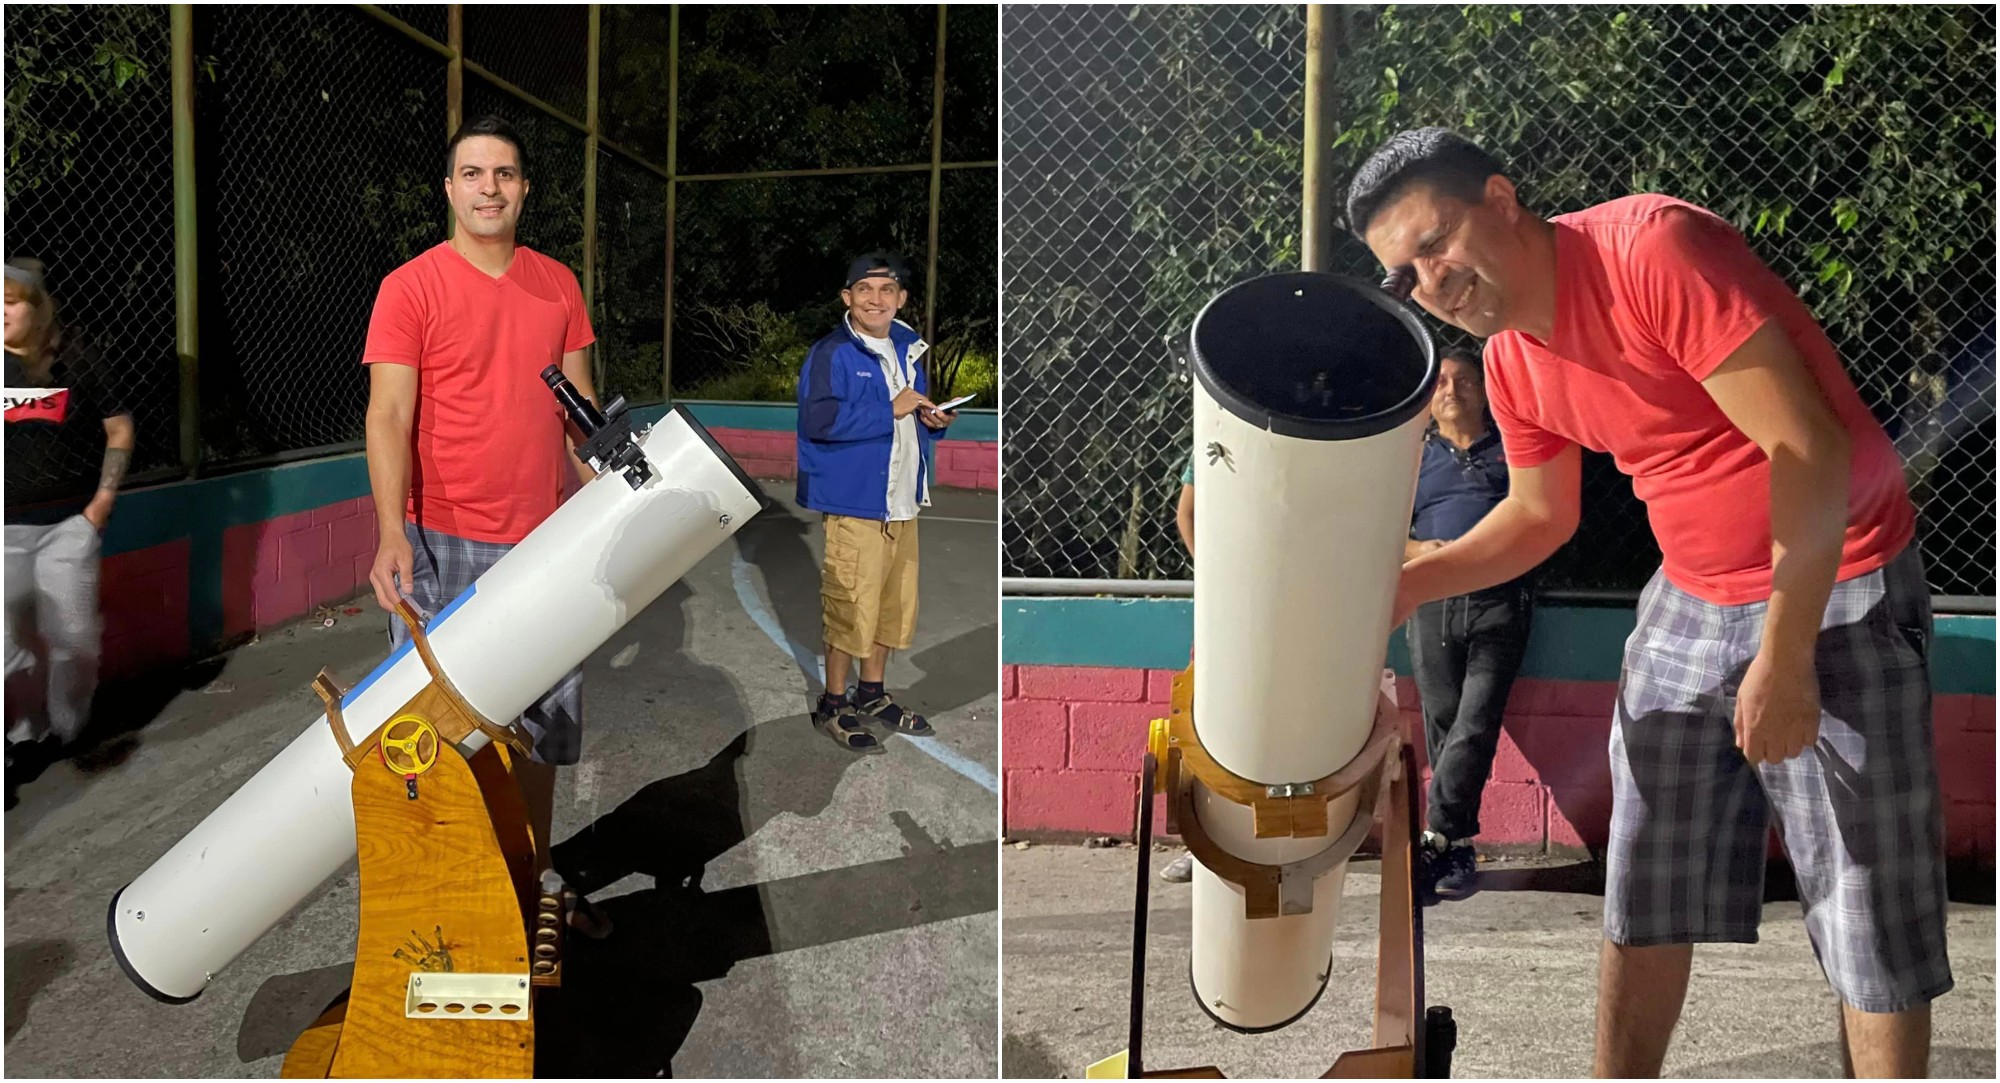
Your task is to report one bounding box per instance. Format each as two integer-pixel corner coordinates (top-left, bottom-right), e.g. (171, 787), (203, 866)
(108, 407), (764, 1002)
(1183, 272), (1436, 1032)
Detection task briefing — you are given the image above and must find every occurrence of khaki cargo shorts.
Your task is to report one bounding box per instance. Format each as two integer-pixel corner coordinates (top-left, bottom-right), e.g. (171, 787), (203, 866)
(820, 514), (919, 658)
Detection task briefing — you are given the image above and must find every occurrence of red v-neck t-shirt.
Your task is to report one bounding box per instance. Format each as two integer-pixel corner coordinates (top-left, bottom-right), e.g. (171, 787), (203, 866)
(363, 242), (595, 543)
(1482, 194), (1913, 605)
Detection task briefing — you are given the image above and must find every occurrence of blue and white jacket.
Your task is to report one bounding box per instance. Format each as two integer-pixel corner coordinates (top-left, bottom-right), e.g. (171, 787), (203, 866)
(796, 316), (942, 520)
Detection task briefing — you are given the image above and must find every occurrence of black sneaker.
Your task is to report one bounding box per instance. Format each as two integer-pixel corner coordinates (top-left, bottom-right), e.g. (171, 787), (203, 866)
(1432, 841), (1480, 901)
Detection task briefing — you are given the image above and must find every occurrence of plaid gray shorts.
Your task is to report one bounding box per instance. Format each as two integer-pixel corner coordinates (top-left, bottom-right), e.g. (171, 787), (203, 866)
(389, 521), (584, 766)
(1605, 544), (1952, 1012)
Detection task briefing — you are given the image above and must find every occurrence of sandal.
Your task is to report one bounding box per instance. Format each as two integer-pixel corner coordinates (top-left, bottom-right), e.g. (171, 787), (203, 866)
(854, 692), (934, 737)
(563, 887), (614, 940)
(813, 697), (883, 754)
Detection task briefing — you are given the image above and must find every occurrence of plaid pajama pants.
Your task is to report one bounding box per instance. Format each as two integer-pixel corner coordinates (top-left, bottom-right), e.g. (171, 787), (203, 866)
(1605, 543), (1952, 1012)
(390, 521), (584, 766)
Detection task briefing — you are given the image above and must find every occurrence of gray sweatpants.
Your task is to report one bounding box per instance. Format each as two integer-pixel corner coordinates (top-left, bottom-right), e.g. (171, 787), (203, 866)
(5, 516), (103, 746)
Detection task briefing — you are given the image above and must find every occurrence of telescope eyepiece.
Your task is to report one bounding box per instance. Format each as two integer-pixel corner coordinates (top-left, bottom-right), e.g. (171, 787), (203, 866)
(1381, 267), (1417, 302)
(543, 365), (608, 437)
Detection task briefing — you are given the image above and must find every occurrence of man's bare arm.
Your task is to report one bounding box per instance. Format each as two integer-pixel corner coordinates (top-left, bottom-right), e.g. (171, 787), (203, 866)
(1700, 319), (1850, 762)
(1395, 443), (1582, 624)
(559, 347), (598, 485)
(365, 363), (420, 611)
(1702, 320), (1849, 668)
(1175, 484), (1196, 557)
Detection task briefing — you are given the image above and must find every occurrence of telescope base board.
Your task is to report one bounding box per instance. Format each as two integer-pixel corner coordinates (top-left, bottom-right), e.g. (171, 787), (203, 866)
(299, 740), (539, 1078)
(106, 886), (202, 1004)
(1118, 744), (1453, 1079)
(280, 993), (350, 1079)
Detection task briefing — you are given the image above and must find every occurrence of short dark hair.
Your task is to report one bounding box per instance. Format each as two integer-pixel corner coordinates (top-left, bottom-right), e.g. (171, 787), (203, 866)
(446, 115), (529, 179)
(1346, 128), (1509, 238)
(1441, 345), (1483, 373)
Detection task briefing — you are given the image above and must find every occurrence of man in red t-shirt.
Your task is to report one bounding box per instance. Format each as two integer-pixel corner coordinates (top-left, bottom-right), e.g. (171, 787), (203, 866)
(1350, 129), (1947, 1077)
(361, 114), (606, 935)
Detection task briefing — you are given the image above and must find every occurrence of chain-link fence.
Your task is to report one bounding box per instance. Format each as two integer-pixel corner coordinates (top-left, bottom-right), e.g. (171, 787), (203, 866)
(4, 4), (179, 501)
(5, 3), (998, 507)
(1001, 4), (1996, 603)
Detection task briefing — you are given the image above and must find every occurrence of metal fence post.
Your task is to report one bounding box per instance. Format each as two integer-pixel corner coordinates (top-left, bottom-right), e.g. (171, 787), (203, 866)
(171, 4), (201, 476)
(446, 5), (462, 134)
(662, 4), (679, 403)
(922, 4), (947, 343)
(447, 4), (462, 241)
(1301, 4), (1333, 274)
(584, 4), (601, 389)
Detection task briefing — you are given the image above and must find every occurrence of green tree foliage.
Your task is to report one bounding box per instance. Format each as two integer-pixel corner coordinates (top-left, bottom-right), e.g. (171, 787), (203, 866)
(1004, 5), (1306, 579)
(1006, 4), (1991, 591)
(1320, 4), (1994, 592)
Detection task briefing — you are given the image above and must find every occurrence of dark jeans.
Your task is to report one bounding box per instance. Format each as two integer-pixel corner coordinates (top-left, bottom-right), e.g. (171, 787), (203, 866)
(1407, 584), (1533, 842)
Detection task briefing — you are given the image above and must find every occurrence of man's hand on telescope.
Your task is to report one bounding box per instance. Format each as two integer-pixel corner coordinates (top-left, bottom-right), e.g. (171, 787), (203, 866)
(370, 531), (417, 614)
(1403, 538), (1448, 561)
(1389, 572), (1422, 630)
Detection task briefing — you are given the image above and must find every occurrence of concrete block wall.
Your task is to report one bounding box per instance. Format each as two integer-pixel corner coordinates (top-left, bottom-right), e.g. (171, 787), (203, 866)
(1001, 661), (1997, 862)
(219, 495), (378, 639)
(98, 539), (193, 679)
(706, 426), (999, 490)
(80, 401), (996, 685)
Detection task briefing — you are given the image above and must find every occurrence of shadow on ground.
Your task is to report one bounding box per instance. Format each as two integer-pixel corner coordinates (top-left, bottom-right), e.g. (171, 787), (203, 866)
(5, 655), (229, 815)
(226, 528), (998, 1077)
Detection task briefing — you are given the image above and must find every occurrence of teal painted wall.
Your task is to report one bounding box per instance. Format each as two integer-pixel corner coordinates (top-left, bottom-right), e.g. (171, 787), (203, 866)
(1002, 595), (1996, 696)
(632, 400), (1000, 442)
(73, 400), (991, 656)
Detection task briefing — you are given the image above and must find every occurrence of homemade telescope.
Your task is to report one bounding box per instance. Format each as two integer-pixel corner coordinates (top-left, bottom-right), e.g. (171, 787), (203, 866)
(1093, 272), (1456, 1078)
(108, 372), (764, 1076)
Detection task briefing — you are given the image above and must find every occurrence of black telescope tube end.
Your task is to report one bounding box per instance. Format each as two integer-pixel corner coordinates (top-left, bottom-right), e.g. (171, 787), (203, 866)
(1190, 271), (1439, 442)
(1187, 953), (1332, 1035)
(107, 886), (202, 1005)
(670, 403), (772, 513)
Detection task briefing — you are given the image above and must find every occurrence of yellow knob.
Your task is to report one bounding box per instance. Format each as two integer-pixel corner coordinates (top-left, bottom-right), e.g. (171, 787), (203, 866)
(1148, 717), (1172, 791)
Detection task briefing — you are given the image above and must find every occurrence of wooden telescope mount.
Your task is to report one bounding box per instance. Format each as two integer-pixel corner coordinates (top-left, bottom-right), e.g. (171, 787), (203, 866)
(1099, 665), (1456, 1079)
(280, 601), (567, 1079)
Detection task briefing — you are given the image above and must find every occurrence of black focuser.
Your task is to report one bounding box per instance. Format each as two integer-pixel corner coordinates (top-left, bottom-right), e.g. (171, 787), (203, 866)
(1382, 266), (1417, 303)
(541, 365), (653, 489)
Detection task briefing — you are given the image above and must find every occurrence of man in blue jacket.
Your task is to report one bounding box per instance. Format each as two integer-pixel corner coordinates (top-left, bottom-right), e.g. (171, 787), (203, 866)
(796, 252), (955, 751)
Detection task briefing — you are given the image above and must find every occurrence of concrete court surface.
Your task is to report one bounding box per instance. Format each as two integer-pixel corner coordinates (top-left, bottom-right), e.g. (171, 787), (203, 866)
(1002, 844), (1996, 1079)
(4, 481), (999, 1078)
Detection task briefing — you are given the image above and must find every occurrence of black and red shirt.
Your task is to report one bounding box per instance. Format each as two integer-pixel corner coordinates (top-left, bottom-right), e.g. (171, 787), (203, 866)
(5, 346), (131, 525)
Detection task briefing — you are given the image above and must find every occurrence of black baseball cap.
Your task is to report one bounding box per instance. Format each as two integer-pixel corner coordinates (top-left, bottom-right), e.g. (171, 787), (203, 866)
(845, 250), (910, 290)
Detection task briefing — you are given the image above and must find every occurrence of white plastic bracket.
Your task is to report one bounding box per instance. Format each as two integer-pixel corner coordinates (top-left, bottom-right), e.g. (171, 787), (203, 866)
(405, 972), (533, 1020)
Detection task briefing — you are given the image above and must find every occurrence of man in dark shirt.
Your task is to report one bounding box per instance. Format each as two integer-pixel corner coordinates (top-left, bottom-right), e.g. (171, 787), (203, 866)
(1405, 346), (1533, 901)
(4, 258), (135, 763)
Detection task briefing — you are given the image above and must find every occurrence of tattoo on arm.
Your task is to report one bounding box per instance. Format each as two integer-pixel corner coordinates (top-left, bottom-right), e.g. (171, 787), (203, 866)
(99, 446), (131, 494)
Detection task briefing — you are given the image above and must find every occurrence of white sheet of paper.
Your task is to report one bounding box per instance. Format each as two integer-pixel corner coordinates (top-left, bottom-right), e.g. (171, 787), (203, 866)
(932, 394), (977, 413)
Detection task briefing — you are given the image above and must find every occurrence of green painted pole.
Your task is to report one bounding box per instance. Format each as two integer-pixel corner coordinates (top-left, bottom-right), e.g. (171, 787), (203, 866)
(663, 4), (679, 403)
(171, 4), (200, 476)
(922, 4), (948, 344)
(584, 5), (602, 390)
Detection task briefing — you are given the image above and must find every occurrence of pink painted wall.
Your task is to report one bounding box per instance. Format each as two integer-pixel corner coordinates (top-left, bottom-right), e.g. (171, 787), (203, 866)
(99, 539), (192, 679)
(708, 427), (999, 491)
(1001, 663), (1997, 866)
(220, 495), (378, 639)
